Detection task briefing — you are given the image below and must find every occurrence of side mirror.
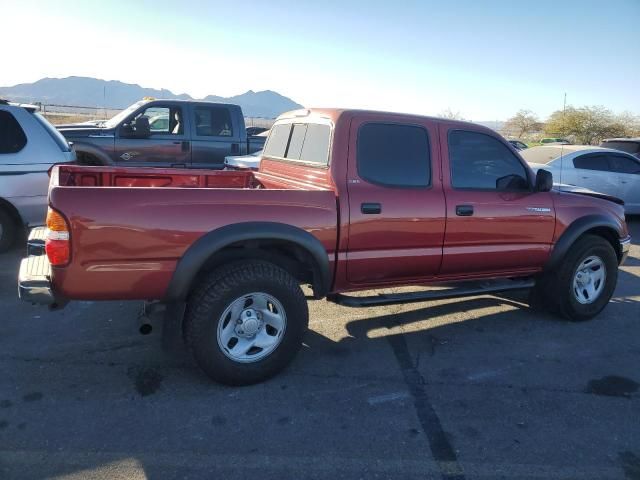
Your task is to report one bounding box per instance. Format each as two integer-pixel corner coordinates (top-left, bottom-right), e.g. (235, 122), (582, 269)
(535, 169), (553, 192)
(119, 123), (134, 138)
(134, 116), (151, 138)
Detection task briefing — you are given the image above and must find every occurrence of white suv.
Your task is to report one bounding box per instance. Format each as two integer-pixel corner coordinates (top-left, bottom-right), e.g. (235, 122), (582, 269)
(0, 101), (75, 251)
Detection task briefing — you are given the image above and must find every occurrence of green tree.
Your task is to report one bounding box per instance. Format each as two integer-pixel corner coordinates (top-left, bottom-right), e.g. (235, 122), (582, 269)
(544, 105), (626, 145)
(615, 111), (640, 137)
(504, 110), (539, 138)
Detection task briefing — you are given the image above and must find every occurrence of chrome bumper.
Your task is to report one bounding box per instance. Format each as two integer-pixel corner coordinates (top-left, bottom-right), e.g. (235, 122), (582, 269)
(620, 235), (631, 265)
(18, 254), (56, 305)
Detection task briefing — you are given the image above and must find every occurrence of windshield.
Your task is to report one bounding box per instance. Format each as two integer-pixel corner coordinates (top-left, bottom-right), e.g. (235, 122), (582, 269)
(32, 112), (71, 152)
(104, 101), (146, 129)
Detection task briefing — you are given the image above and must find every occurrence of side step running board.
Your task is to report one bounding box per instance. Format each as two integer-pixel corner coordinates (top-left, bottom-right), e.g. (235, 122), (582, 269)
(328, 278), (535, 308)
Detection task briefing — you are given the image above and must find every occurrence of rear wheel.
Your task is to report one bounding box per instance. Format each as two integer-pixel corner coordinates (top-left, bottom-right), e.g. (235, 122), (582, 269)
(184, 260), (308, 385)
(0, 209), (17, 253)
(542, 235), (618, 321)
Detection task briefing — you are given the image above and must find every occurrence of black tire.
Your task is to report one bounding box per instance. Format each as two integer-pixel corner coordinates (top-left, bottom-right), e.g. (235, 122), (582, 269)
(184, 260), (309, 385)
(0, 208), (17, 253)
(542, 234), (618, 321)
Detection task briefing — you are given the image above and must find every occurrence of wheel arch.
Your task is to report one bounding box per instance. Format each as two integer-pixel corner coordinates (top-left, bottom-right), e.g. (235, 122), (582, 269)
(0, 196), (25, 228)
(545, 215), (623, 271)
(164, 222), (331, 302)
(73, 143), (114, 165)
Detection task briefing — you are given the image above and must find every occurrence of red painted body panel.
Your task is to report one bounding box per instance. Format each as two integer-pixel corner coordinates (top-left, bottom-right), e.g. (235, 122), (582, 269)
(46, 109), (628, 301)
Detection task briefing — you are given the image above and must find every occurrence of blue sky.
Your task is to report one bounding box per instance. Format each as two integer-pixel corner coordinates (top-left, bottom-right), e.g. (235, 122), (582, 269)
(2, 0), (638, 120)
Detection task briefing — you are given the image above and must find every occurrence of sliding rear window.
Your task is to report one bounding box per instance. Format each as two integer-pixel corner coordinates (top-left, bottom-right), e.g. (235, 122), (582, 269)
(263, 122), (331, 165)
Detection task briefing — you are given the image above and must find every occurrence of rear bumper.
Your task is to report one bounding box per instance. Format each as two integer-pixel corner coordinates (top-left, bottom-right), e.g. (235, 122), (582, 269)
(18, 254), (56, 305)
(18, 233), (67, 308)
(620, 235), (631, 265)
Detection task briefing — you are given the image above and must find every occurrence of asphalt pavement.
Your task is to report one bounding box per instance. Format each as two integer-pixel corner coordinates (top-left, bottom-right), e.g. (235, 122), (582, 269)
(0, 219), (639, 479)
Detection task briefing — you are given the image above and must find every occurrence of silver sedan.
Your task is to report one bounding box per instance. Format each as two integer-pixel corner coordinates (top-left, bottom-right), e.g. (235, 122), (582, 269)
(522, 145), (640, 214)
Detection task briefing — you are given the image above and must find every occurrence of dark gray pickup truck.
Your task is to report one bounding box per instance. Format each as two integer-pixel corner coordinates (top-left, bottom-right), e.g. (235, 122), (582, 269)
(58, 99), (266, 169)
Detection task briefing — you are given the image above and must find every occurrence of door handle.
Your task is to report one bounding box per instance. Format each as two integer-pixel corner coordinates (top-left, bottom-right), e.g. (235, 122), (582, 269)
(456, 204), (474, 216)
(361, 203), (381, 214)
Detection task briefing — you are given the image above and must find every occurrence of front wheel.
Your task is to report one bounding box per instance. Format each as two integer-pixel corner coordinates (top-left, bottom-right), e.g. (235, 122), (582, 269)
(546, 235), (618, 321)
(184, 260), (309, 385)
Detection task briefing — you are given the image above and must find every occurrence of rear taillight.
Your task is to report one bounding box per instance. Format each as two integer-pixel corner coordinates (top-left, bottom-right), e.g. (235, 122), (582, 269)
(45, 208), (70, 266)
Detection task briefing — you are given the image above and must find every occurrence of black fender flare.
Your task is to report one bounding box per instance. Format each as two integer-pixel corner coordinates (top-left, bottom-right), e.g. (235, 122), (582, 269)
(545, 214), (623, 271)
(164, 222), (331, 301)
(72, 142), (114, 165)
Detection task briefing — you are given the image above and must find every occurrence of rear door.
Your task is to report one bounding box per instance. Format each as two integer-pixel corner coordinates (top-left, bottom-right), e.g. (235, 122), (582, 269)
(345, 115), (446, 286)
(191, 105), (243, 169)
(608, 153), (640, 212)
(114, 103), (191, 167)
(571, 153), (618, 196)
(440, 128), (555, 276)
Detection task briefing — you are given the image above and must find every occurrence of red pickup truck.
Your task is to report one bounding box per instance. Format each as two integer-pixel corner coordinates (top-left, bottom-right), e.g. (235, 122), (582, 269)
(19, 108), (631, 385)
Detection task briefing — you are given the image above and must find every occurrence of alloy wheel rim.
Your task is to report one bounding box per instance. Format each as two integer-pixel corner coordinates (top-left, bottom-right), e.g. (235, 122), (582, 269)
(572, 255), (606, 305)
(216, 292), (287, 363)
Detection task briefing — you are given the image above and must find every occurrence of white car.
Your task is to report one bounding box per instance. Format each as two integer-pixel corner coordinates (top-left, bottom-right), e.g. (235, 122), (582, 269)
(522, 145), (640, 214)
(224, 149), (262, 170)
(0, 100), (75, 251)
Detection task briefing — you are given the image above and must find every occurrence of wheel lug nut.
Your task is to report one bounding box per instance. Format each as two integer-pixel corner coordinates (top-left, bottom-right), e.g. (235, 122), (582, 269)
(237, 319), (243, 324)
(238, 330), (244, 335)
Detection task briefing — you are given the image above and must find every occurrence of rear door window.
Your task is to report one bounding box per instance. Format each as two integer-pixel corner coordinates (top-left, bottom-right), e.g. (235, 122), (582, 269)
(608, 155), (640, 174)
(194, 106), (233, 137)
(357, 123), (431, 187)
(0, 110), (27, 154)
(573, 154), (611, 171)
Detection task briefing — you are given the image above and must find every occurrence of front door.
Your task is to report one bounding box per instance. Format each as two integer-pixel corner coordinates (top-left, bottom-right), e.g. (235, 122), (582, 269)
(114, 103), (191, 167)
(345, 114), (446, 286)
(440, 128), (555, 276)
(569, 153), (618, 196)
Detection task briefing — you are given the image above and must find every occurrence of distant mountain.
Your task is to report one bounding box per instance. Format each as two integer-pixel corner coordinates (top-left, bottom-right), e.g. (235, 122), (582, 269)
(0, 76), (303, 118)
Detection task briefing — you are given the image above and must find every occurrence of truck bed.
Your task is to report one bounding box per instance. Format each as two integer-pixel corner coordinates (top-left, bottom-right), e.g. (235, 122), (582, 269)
(47, 165), (338, 300)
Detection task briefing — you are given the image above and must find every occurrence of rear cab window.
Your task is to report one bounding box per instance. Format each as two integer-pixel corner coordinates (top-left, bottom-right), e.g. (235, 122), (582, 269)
(0, 110), (28, 154)
(263, 119), (331, 166)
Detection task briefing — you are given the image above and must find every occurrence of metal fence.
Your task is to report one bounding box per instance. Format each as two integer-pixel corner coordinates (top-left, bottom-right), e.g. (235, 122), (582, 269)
(34, 103), (275, 129)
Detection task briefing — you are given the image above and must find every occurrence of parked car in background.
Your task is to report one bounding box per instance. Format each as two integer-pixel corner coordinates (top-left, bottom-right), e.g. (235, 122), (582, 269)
(0, 100), (75, 251)
(19, 109), (630, 385)
(600, 138), (640, 159)
(246, 126), (269, 136)
(541, 137), (571, 145)
(225, 150), (262, 170)
(522, 145), (640, 214)
(508, 140), (529, 150)
(57, 99), (266, 169)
